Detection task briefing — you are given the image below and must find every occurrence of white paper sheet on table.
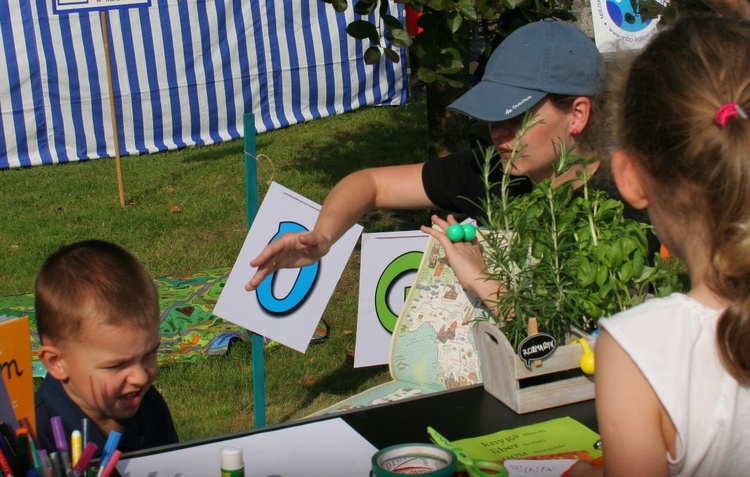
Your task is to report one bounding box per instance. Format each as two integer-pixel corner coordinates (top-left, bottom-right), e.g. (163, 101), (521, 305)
(117, 418), (377, 476)
(505, 459), (578, 476)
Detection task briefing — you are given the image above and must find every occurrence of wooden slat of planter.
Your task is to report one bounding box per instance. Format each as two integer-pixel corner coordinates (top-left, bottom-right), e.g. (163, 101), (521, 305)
(473, 321), (595, 414)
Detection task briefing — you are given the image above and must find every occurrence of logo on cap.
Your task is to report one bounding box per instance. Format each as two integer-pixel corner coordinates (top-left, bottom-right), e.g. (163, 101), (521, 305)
(505, 95), (533, 116)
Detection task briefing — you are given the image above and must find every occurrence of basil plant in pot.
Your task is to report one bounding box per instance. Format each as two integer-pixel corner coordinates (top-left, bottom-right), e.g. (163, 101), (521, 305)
(476, 115), (683, 349)
(469, 114), (685, 412)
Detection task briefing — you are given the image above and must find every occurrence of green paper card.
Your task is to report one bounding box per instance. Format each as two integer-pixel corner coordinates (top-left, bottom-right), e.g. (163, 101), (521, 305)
(452, 417), (602, 461)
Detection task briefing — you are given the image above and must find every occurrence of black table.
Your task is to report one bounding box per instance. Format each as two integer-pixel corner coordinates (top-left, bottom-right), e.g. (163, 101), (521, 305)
(341, 384), (597, 448)
(126, 384), (596, 459)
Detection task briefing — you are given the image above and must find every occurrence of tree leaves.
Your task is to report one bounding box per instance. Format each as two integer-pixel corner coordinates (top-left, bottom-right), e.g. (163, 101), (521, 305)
(343, 6), (412, 64)
(383, 47), (402, 63)
(322, 0), (579, 91)
(364, 46), (382, 64)
(445, 10), (464, 33)
(417, 67), (438, 82)
(320, 0), (349, 13)
(386, 28), (412, 49)
(346, 20), (380, 44)
(354, 0), (378, 15)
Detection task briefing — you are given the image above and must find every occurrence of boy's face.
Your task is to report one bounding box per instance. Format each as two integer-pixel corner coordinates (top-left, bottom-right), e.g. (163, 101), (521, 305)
(57, 318), (160, 430)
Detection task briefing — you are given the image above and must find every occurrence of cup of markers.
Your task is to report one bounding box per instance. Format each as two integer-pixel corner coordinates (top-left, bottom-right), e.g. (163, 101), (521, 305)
(0, 422), (33, 477)
(1, 416), (124, 477)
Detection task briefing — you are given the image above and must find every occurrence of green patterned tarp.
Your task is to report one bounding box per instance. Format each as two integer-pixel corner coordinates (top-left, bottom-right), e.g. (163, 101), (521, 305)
(1, 267), (251, 378)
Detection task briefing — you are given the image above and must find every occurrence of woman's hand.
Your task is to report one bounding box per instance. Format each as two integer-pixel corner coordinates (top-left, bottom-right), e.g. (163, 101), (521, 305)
(245, 230), (331, 291)
(420, 214), (489, 297)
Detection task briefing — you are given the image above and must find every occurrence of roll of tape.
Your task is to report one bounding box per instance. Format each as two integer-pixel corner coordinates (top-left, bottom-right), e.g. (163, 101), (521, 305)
(371, 443), (457, 476)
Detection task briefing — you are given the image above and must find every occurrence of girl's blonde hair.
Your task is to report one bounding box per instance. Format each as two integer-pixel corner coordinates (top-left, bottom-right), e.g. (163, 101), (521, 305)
(618, 15), (750, 384)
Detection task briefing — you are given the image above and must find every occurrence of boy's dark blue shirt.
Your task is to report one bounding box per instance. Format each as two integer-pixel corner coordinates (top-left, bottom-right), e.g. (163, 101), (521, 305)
(34, 374), (178, 457)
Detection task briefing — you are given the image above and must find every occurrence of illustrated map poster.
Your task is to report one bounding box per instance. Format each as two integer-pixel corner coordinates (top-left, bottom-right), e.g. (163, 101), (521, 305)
(388, 234), (485, 390)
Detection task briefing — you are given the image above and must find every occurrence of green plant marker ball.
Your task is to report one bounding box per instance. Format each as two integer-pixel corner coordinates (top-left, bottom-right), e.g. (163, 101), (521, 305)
(446, 224), (465, 242)
(462, 224), (477, 241)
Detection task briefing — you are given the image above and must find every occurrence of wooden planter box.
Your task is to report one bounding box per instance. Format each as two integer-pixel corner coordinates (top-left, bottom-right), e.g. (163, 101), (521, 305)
(472, 321), (595, 414)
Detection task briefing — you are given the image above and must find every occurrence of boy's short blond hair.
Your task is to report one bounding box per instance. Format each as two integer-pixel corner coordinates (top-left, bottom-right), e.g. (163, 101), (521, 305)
(35, 239), (160, 345)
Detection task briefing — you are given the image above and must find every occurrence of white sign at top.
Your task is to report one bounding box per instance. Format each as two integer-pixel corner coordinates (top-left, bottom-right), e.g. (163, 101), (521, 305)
(589, 0), (663, 52)
(53, 0), (151, 14)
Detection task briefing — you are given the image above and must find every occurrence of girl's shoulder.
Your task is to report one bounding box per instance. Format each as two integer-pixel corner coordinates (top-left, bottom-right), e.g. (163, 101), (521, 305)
(599, 293), (721, 334)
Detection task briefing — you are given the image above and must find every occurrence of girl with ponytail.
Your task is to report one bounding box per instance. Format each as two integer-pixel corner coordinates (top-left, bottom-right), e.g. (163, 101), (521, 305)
(568, 15), (750, 477)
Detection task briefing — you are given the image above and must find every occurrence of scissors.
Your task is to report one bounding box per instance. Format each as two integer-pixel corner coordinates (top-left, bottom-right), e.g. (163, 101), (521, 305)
(427, 427), (508, 477)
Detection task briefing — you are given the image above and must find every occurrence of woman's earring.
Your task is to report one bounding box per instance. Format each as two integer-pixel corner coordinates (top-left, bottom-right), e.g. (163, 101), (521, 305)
(571, 129), (580, 137)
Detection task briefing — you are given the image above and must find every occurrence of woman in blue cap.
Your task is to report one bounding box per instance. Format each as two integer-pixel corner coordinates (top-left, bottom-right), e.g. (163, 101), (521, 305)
(246, 19), (635, 308)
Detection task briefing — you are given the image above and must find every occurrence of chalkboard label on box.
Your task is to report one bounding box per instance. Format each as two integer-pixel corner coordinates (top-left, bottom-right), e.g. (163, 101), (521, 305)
(517, 333), (557, 368)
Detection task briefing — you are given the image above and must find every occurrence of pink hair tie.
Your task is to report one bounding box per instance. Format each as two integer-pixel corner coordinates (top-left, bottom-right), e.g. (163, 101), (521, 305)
(715, 103), (748, 127)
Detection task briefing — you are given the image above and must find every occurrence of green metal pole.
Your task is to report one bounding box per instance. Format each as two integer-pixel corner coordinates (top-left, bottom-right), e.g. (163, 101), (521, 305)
(244, 113), (266, 428)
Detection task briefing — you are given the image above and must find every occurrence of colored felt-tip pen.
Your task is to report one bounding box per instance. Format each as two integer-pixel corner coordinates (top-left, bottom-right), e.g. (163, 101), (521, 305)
(15, 428), (30, 476)
(71, 430), (83, 467)
(19, 419), (39, 455)
(0, 421), (19, 474)
(81, 419), (89, 449)
(50, 417), (72, 476)
(37, 449), (52, 477)
(96, 431), (121, 477)
(50, 452), (65, 477)
(98, 450), (121, 477)
(0, 445), (14, 477)
(71, 442), (98, 477)
(25, 431), (41, 474)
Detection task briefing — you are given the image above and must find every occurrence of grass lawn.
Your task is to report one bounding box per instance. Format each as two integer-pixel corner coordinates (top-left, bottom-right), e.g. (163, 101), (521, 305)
(1, 96), (432, 442)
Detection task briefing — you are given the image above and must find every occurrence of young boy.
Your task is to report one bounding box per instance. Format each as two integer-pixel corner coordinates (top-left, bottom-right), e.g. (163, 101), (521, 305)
(34, 240), (178, 457)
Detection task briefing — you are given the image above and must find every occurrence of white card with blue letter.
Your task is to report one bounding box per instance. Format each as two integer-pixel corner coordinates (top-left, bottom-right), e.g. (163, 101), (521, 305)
(215, 182), (363, 353)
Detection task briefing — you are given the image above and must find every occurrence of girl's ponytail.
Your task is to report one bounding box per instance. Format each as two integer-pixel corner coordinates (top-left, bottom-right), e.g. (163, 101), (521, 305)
(715, 220), (750, 385)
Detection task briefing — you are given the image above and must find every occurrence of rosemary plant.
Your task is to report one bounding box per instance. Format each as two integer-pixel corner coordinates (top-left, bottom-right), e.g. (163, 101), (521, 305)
(475, 113), (684, 350)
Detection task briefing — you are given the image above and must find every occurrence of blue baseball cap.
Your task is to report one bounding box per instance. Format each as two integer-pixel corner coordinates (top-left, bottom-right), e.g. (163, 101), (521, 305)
(447, 19), (605, 122)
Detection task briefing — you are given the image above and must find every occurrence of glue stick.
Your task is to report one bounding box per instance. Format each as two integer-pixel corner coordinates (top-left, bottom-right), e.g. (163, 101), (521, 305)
(220, 446), (245, 477)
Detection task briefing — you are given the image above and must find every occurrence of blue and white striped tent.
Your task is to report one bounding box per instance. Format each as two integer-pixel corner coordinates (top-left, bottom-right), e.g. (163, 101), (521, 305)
(0, 0), (407, 169)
